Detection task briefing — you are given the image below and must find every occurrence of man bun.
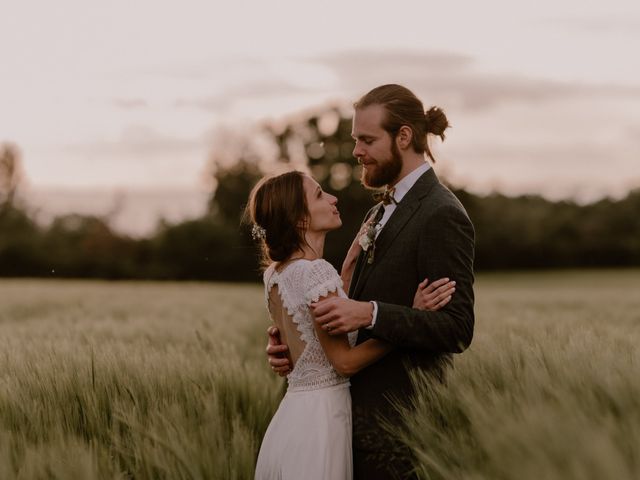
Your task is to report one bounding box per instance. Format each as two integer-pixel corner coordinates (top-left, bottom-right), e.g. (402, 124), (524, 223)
(425, 106), (450, 141)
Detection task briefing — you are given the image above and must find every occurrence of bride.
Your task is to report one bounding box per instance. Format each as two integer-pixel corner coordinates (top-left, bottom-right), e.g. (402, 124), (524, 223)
(246, 170), (454, 479)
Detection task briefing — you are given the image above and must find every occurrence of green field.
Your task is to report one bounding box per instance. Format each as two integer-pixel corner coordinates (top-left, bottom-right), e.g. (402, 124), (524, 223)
(0, 271), (638, 479)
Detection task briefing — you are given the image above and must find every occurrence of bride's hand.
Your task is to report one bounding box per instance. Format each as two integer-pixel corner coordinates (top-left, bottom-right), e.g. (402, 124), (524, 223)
(344, 224), (367, 265)
(341, 223), (369, 287)
(413, 277), (456, 311)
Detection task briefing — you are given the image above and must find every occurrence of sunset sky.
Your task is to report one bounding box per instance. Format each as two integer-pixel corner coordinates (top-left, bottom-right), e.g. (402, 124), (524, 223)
(2, 0), (639, 213)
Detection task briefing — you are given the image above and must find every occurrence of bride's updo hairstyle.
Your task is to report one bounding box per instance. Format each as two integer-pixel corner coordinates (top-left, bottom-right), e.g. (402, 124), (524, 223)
(246, 170), (310, 266)
(354, 84), (450, 163)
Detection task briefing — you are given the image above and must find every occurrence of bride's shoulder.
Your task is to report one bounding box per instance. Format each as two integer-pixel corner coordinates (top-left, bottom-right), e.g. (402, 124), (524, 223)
(274, 259), (340, 289)
(263, 262), (276, 276)
(307, 258), (339, 276)
(262, 263), (277, 285)
(302, 260), (342, 304)
(279, 258), (334, 273)
(285, 258), (337, 278)
(271, 259), (342, 306)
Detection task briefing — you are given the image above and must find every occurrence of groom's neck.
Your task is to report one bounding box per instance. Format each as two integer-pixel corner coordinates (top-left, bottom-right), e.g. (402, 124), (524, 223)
(390, 153), (427, 187)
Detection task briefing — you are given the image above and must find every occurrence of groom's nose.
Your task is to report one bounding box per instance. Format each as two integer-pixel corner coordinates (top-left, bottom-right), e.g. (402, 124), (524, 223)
(353, 143), (364, 159)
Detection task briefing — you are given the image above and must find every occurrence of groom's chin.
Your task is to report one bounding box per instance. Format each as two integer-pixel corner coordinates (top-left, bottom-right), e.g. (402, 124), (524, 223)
(361, 169), (383, 189)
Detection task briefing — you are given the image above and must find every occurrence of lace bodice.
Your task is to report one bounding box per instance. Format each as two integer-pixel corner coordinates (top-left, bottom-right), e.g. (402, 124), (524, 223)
(264, 259), (357, 392)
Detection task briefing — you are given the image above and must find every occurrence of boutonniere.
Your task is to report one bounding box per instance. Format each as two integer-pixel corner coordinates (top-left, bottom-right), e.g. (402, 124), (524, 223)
(358, 211), (382, 264)
(358, 221), (376, 251)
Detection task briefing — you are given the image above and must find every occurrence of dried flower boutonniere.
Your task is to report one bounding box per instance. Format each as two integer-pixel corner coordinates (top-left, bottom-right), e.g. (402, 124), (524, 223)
(358, 210), (383, 264)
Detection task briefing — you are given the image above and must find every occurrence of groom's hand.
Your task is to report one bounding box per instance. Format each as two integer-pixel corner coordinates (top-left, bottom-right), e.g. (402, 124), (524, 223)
(311, 298), (373, 335)
(266, 326), (291, 377)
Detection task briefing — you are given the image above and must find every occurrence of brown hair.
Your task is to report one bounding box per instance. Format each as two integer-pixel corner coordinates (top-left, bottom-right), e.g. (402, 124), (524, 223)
(245, 170), (309, 267)
(354, 84), (450, 162)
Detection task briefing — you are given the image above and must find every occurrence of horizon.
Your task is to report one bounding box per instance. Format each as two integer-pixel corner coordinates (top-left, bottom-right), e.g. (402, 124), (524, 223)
(16, 175), (639, 238)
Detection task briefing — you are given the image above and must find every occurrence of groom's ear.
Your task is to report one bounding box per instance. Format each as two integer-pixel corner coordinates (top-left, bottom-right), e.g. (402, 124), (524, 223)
(396, 125), (413, 150)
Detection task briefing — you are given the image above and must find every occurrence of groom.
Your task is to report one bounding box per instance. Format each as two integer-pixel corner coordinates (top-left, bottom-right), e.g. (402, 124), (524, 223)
(268, 84), (475, 479)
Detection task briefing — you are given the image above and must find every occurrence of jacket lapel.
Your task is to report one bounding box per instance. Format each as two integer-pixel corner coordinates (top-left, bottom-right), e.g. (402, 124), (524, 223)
(352, 168), (440, 299)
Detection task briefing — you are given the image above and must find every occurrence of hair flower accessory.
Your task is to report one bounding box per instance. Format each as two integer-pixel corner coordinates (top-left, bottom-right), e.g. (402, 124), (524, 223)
(251, 223), (266, 240)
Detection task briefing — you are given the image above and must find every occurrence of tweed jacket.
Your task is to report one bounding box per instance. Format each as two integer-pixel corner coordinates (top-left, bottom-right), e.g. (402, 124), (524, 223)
(348, 167), (475, 454)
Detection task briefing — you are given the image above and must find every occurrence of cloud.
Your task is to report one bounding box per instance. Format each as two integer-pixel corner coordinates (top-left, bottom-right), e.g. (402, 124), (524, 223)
(60, 126), (206, 158)
(173, 79), (312, 112)
(445, 139), (639, 202)
(142, 49), (640, 119)
(173, 96), (231, 112)
(318, 49), (474, 77)
(314, 49), (640, 111)
(113, 98), (149, 110)
(541, 15), (640, 34)
(628, 126), (640, 144)
(153, 49), (640, 118)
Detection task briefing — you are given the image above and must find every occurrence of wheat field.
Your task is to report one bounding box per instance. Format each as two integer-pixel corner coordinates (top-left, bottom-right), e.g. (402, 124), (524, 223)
(0, 270), (638, 479)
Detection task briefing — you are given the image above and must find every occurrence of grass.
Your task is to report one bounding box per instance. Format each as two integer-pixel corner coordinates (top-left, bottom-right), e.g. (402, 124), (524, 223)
(0, 281), (280, 479)
(397, 269), (640, 480)
(0, 270), (638, 479)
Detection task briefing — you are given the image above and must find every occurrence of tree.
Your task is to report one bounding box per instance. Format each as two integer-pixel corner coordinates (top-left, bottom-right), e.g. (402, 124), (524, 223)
(0, 143), (23, 208)
(210, 160), (262, 225)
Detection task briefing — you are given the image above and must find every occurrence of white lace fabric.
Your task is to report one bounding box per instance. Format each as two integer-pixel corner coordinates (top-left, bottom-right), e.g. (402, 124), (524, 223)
(264, 259), (357, 392)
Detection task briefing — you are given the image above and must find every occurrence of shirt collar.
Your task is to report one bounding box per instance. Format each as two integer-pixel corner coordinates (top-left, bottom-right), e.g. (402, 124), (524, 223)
(391, 162), (431, 203)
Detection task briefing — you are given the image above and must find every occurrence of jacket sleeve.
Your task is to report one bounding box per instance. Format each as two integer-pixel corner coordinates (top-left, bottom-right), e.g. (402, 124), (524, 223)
(370, 204), (475, 352)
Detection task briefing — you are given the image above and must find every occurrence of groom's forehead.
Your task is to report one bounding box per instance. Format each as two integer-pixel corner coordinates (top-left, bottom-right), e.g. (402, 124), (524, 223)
(352, 105), (386, 136)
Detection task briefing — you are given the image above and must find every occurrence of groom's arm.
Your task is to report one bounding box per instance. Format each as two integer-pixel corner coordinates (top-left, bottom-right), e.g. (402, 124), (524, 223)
(372, 204), (475, 353)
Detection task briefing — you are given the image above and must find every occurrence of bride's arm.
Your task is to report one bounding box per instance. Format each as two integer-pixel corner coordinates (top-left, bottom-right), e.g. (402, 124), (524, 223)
(311, 291), (392, 377)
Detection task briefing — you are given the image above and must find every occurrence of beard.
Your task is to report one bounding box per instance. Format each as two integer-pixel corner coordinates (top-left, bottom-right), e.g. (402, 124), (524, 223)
(361, 140), (403, 189)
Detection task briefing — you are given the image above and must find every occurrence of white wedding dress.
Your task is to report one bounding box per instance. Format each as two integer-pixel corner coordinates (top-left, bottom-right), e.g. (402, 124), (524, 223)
(255, 259), (356, 480)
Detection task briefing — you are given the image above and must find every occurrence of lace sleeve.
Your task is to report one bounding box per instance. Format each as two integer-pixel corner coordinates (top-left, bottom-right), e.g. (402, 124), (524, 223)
(303, 259), (344, 306)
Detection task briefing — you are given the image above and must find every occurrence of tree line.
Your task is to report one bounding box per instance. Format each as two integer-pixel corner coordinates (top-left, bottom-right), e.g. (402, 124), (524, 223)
(1, 108), (639, 281)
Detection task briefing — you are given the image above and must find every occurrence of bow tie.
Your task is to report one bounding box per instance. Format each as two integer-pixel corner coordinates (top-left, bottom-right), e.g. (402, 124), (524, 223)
(372, 187), (397, 206)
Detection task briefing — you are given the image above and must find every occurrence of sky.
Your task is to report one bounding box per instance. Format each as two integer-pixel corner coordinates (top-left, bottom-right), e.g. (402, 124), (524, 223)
(1, 0), (639, 231)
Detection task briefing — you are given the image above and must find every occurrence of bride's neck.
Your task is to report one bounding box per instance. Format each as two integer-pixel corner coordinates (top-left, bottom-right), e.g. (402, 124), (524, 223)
(289, 231), (326, 261)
